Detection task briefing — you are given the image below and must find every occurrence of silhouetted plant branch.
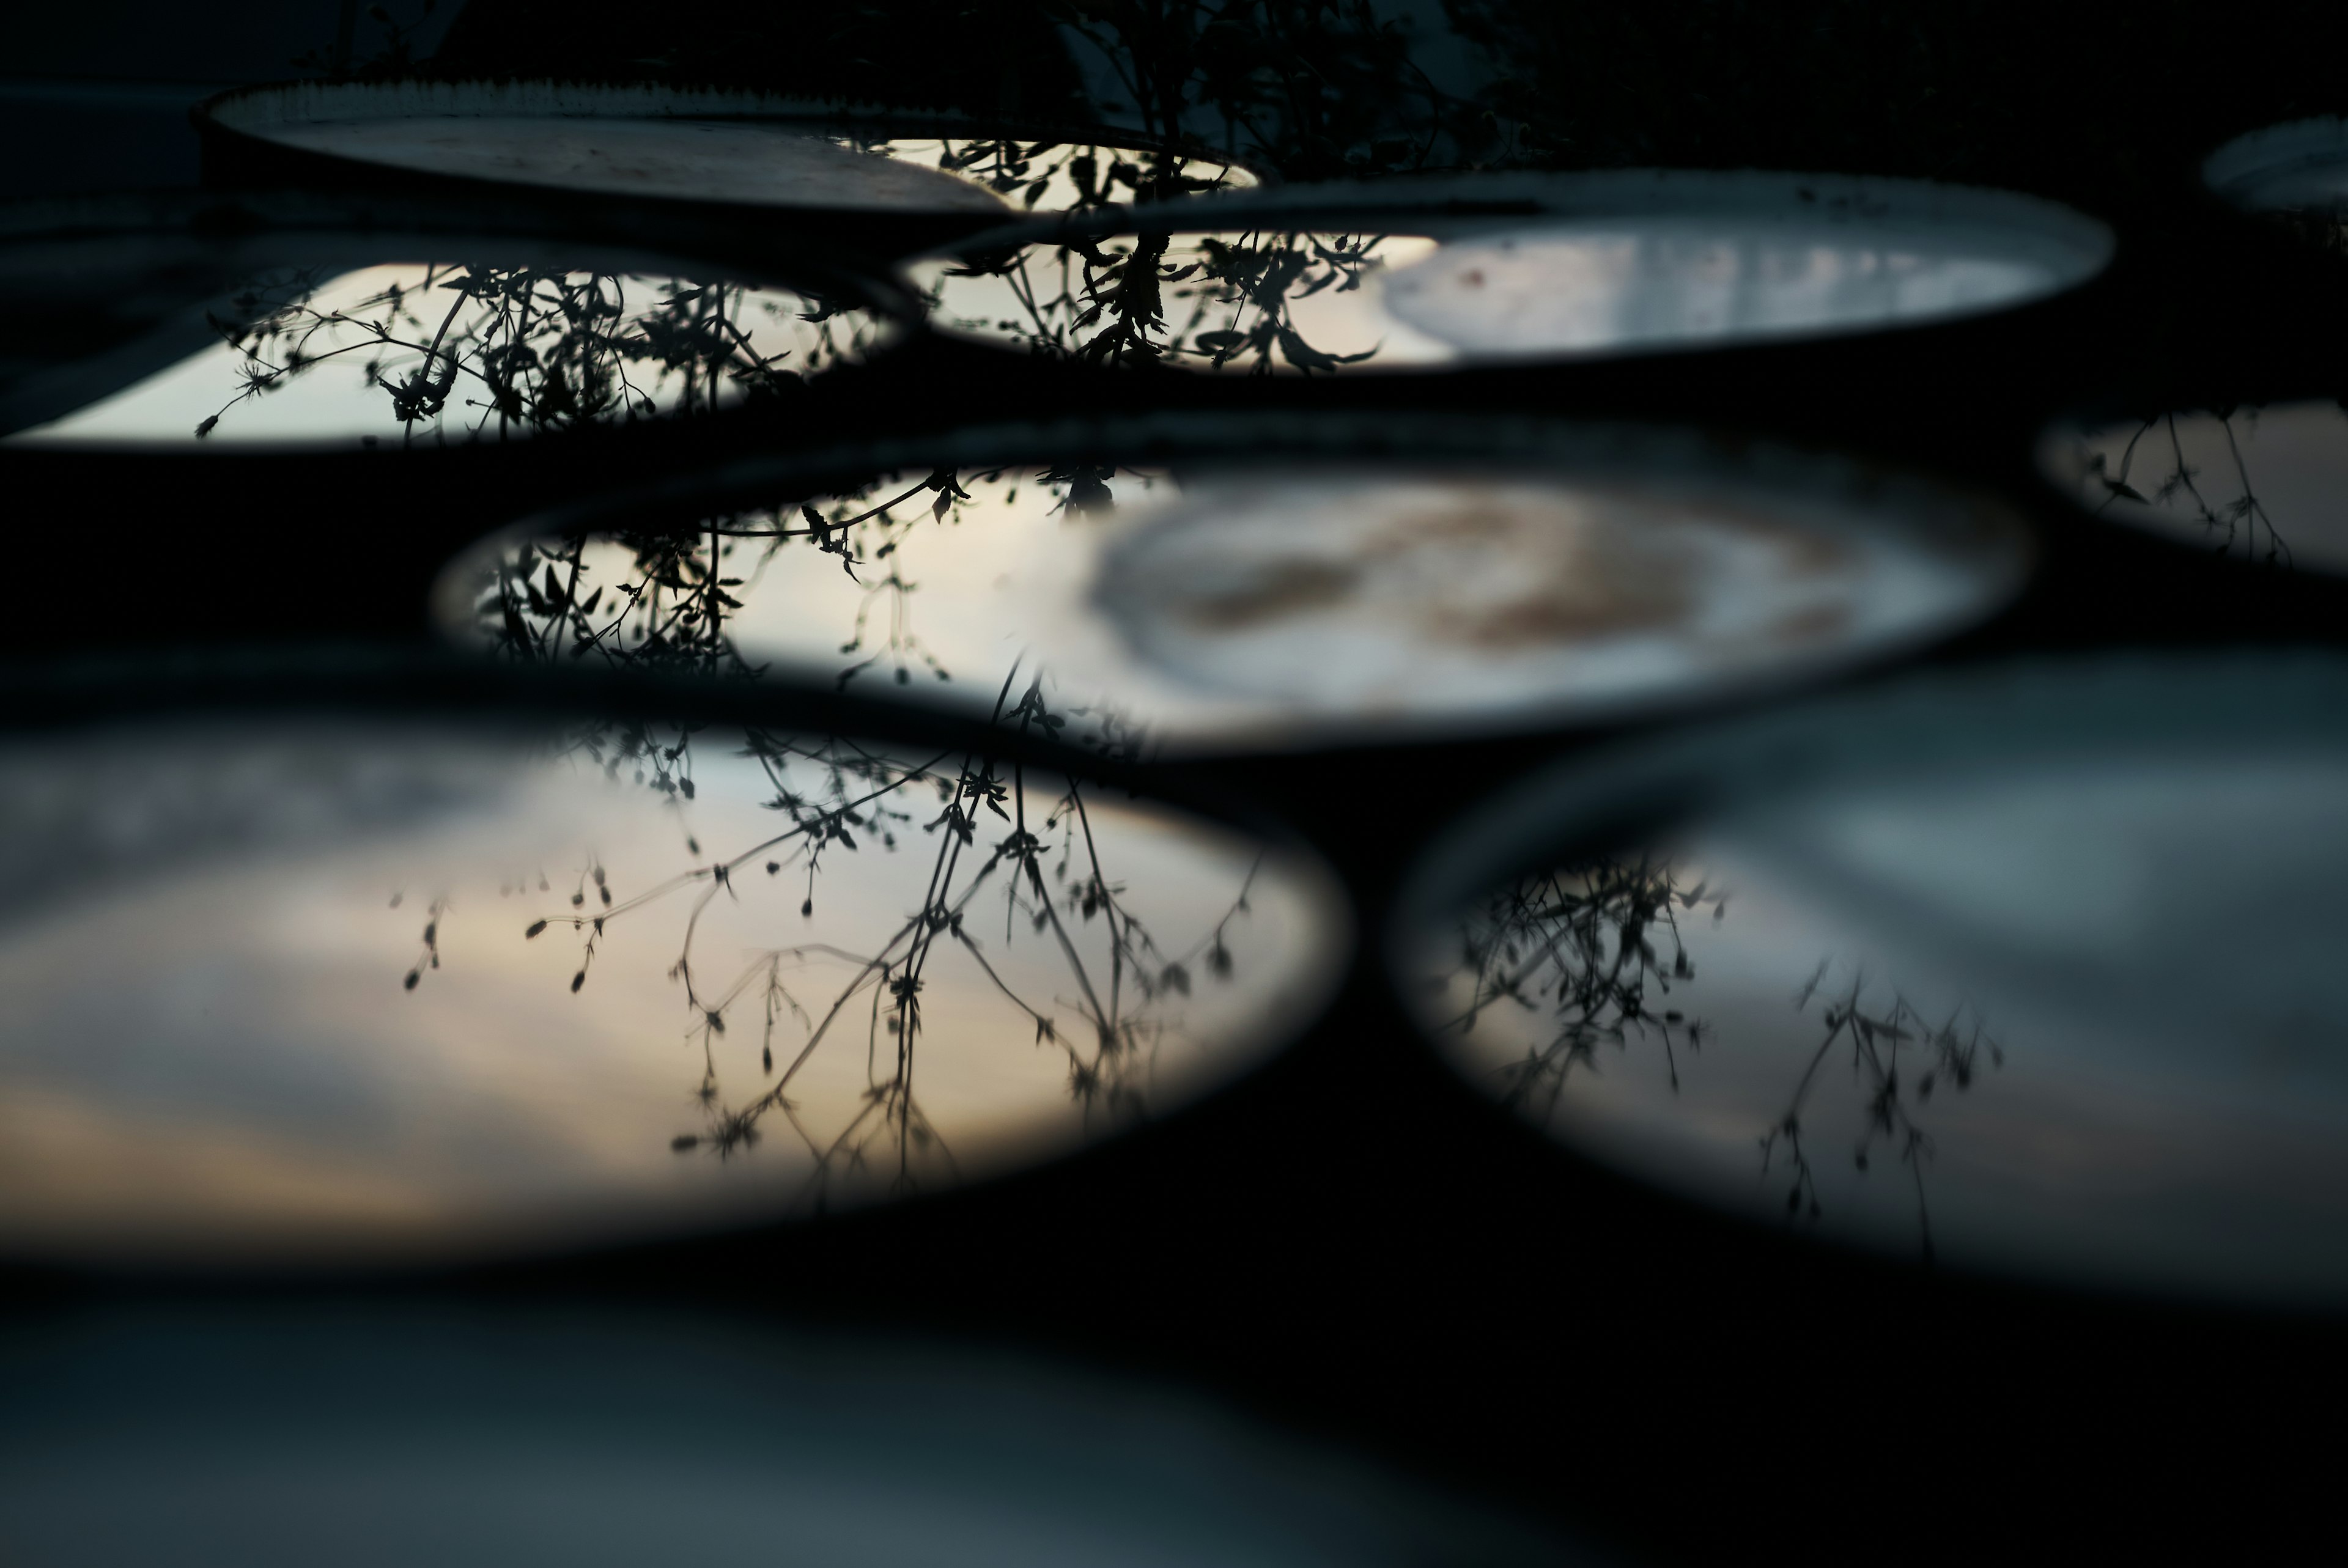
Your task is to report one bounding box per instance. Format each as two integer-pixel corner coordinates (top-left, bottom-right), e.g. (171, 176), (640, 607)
(1442, 856), (2003, 1256)
(2084, 410), (2294, 566)
(494, 671), (1257, 1205)
(931, 227), (1400, 373)
(837, 135), (1247, 210)
(195, 265), (866, 444)
(474, 465), (1151, 748)
(438, 482), (1252, 1205)
(1444, 856), (1720, 1113)
(1761, 966), (2003, 1262)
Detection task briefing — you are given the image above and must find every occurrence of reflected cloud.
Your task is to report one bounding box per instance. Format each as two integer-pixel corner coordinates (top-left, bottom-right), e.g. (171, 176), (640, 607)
(445, 437), (2028, 753)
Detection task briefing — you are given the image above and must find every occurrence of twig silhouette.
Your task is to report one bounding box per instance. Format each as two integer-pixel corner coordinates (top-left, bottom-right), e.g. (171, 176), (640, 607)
(194, 265), (872, 444)
(499, 674), (1258, 1207)
(1442, 856), (2003, 1257)
(932, 226), (1404, 374)
(2085, 410), (2294, 566)
(438, 523), (1260, 1209)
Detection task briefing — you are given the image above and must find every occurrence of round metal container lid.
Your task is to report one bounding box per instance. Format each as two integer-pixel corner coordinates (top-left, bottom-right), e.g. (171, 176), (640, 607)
(0, 707), (1344, 1270)
(906, 170), (2111, 372)
(0, 1309), (1571, 1565)
(438, 415), (2031, 757)
(1396, 652), (2348, 1307)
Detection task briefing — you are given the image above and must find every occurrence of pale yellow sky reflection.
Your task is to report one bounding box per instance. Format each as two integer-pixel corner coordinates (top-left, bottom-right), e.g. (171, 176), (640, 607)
(0, 729), (1339, 1265)
(7, 264), (869, 449)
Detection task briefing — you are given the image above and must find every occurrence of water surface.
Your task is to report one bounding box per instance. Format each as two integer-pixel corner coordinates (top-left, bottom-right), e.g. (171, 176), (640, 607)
(6, 260), (892, 447)
(2044, 400), (2348, 570)
(1405, 724), (2348, 1305)
(912, 203), (2102, 370)
(0, 715), (1341, 1266)
(445, 454), (2025, 751)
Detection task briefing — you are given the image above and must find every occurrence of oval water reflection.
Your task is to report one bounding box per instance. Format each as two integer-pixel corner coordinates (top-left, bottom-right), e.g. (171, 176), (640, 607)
(1401, 658), (2348, 1306)
(0, 715), (1343, 1267)
(909, 174), (2110, 372)
(4, 255), (893, 448)
(2042, 400), (2348, 570)
(440, 439), (2028, 754)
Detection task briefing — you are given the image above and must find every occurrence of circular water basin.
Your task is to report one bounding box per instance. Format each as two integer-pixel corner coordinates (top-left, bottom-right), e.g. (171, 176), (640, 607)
(439, 417), (2030, 755)
(907, 171), (2110, 372)
(0, 198), (899, 447)
(1396, 653), (2348, 1307)
(0, 709), (1343, 1268)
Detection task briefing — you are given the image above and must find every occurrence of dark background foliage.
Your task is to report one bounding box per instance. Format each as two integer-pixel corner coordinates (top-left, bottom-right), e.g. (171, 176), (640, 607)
(431, 0), (1094, 119)
(1444, 0), (2348, 210)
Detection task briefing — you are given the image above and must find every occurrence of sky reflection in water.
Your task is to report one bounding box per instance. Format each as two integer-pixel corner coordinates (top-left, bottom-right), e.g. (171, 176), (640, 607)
(0, 718), (1340, 1267)
(6, 260), (891, 448)
(1408, 744), (2348, 1305)
(912, 211), (2097, 372)
(446, 458), (2024, 753)
(2046, 399), (2348, 570)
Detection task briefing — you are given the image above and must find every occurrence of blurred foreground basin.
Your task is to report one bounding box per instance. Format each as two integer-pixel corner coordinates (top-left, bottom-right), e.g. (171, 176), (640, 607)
(0, 1305), (1570, 1566)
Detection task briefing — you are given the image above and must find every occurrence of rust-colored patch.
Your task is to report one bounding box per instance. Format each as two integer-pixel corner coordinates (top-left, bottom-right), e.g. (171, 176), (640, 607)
(1162, 558), (1362, 628)
(1358, 501), (1537, 551)
(1389, 495), (1704, 647)
(1423, 534), (1698, 648)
